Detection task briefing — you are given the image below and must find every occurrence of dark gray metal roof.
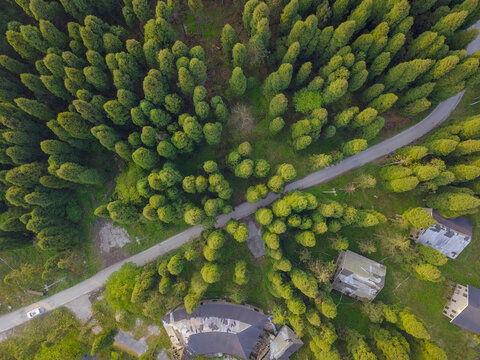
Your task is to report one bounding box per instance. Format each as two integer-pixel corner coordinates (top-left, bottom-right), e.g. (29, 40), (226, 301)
(468, 285), (480, 308)
(432, 210), (473, 237)
(161, 302), (268, 359)
(161, 302), (267, 325)
(451, 285), (480, 334)
(187, 325), (265, 358)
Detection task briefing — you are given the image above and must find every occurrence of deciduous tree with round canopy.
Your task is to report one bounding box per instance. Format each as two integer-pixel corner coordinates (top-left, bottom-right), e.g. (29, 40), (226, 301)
(403, 207), (436, 229)
(167, 254), (184, 275)
(201, 263), (221, 283)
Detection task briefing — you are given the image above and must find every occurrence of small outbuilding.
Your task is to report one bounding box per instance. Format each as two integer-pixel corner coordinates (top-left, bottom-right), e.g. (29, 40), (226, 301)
(410, 208), (472, 259)
(331, 250), (386, 302)
(443, 284), (480, 335)
(265, 325), (303, 360)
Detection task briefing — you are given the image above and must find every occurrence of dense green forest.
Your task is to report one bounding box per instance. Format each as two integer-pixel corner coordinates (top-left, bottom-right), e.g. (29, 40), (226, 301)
(1, 0), (479, 253)
(0, 0), (480, 358)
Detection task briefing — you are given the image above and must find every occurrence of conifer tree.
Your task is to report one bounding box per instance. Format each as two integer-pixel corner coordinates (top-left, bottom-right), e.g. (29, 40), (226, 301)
(144, 17), (175, 48)
(143, 69), (167, 105)
(231, 43), (246, 69)
(349, 64), (368, 92)
(132, 0), (152, 22)
(221, 24), (237, 57)
(332, 0), (350, 24)
(282, 41), (300, 65)
(343, 139), (368, 156)
(103, 33), (122, 54)
(6, 30), (40, 60)
(242, 0), (259, 30)
(401, 98), (431, 117)
(369, 93), (398, 113)
(369, 52), (391, 79)
(280, 0), (299, 32)
(229, 67), (247, 97)
(14, 98), (54, 121)
(57, 112), (93, 140)
(383, 0), (410, 28)
(20, 25), (49, 53)
(20, 73), (48, 96)
(348, 0), (372, 32)
(29, 0), (64, 21)
(294, 62), (312, 88)
(91, 125), (120, 151)
(203, 123), (222, 145)
(39, 20), (67, 49)
(104, 100), (131, 126)
(269, 93), (288, 118)
(326, 21), (356, 57)
(132, 147), (159, 170)
(397, 83), (435, 106)
(367, 22), (389, 61)
(0, 55), (29, 74)
(84, 66), (110, 92)
(323, 78), (348, 105)
(189, 58), (207, 84)
(125, 39), (145, 67)
(433, 11), (468, 36)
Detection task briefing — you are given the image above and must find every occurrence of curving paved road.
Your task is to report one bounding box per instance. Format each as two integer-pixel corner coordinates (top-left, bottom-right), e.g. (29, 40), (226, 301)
(0, 20), (479, 338)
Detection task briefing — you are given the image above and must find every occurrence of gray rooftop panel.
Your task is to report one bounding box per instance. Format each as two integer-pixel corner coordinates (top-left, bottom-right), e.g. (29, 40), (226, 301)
(451, 285), (480, 335)
(418, 226), (471, 259)
(432, 210), (473, 237)
(188, 332), (247, 358)
(468, 285), (480, 309)
(162, 302), (267, 325)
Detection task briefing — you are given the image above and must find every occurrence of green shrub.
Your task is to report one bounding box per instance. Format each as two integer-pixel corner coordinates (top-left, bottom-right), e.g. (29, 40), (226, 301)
(293, 88), (323, 114)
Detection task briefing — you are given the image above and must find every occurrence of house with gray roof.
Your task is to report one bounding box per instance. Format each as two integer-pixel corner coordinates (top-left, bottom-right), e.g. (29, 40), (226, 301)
(331, 250), (386, 302)
(161, 300), (269, 359)
(410, 209), (473, 259)
(443, 284), (480, 334)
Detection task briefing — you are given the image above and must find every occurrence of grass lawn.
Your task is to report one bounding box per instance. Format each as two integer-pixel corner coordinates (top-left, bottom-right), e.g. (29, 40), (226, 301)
(203, 240), (274, 311)
(123, 220), (191, 254)
(448, 87), (480, 121)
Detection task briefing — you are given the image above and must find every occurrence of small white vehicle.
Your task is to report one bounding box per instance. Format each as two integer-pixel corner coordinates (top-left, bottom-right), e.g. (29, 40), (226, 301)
(26, 307), (45, 319)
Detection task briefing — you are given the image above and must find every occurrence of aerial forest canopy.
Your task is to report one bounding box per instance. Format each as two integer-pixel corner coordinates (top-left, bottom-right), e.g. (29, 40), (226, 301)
(0, 0), (479, 255)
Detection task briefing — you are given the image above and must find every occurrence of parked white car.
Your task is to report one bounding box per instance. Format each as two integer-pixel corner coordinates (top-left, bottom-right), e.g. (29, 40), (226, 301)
(26, 307), (45, 319)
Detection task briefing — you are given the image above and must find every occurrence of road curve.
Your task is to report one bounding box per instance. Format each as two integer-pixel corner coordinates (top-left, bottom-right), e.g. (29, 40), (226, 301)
(0, 20), (479, 337)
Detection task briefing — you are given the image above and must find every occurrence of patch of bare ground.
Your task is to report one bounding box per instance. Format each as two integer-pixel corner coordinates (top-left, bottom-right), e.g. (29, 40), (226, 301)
(93, 218), (131, 267)
(216, 102), (260, 168)
(64, 294), (93, 323)
(229, 103), (257, 136)
(381, 110), (415, 136)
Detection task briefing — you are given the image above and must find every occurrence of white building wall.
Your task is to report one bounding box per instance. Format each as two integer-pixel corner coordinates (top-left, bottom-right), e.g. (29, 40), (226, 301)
(443, 284), (469, 320)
